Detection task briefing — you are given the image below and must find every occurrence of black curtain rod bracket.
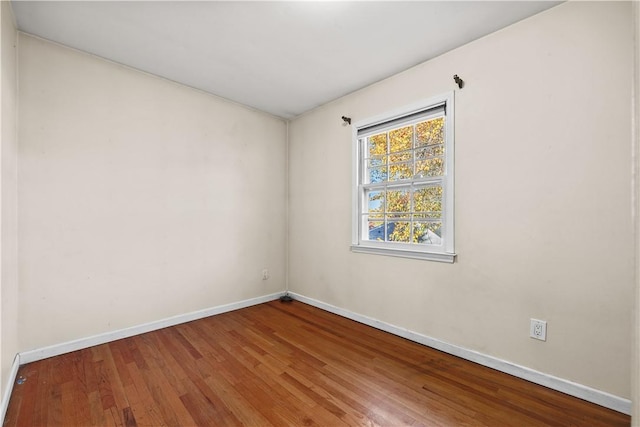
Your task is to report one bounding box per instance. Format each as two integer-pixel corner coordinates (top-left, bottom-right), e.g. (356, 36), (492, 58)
(453, 74), (464, 89)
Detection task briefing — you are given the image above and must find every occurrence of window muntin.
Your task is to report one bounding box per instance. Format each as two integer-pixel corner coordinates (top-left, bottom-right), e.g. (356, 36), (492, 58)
(352, 93), (454, 262)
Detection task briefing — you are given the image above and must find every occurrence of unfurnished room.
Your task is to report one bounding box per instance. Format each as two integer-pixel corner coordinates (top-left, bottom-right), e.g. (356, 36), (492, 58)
(0, 1), (639, 426)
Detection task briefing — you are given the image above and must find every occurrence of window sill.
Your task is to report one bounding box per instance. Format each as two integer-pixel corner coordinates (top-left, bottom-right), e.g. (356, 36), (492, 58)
(350, 245), (456, 263)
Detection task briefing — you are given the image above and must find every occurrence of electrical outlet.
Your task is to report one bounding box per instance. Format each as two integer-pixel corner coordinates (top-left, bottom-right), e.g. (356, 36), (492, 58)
(262, 269), (269, 280)
(530, 319), (547, 341)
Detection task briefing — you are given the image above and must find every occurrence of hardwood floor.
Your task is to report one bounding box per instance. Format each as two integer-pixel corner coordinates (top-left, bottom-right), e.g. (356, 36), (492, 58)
(4, 300), (630, 426)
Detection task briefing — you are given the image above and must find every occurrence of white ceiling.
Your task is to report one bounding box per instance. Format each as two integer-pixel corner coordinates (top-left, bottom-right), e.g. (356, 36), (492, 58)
(11, 1), (561, 119)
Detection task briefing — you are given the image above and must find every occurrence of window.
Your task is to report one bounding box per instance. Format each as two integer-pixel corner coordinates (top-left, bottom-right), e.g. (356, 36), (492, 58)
(351, 93), (455, 262)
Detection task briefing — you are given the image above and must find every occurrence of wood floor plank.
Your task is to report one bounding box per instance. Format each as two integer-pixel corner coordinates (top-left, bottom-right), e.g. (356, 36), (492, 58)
(4, 300), (631, 426)
(13, 365), (38, 426)
(132, 335), (199, 426)
(124, 360), (170, 426)
(202, 373), (272, 426)
(88, 390), (107, 426)
(46, 383), (63, 426)
(32, 357), (52, 426)
(286, 359), (399, 426)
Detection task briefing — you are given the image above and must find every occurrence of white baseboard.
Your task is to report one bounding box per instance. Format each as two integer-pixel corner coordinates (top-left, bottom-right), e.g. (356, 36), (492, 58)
(0, 354), (20, 423)
(289, 292), (632, 416)
(19, 292), (283, 365)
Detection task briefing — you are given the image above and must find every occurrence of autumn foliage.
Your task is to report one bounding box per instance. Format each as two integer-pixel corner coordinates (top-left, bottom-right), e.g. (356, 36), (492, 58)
(364, 117), (445, 244)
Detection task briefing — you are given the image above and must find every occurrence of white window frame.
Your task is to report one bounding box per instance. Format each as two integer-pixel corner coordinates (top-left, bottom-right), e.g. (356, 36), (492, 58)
(351, 92), (455, 263)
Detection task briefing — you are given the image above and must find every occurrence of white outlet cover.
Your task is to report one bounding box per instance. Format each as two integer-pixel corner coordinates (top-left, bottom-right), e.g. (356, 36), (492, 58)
(530, 319), (547, 341)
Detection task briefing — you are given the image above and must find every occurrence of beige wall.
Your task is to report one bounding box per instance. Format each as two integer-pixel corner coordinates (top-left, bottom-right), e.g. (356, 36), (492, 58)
(0, 0), (17, 401)
(289, 1), (634, 398)
(17, 34), (287, 351)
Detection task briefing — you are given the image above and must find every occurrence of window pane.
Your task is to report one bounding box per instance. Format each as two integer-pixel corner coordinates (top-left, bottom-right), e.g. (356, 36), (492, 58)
(416, 117), (444, 147)
(367, 191), (384, 218)
(390, 151), (412, 163)
(389, 214), (411, 223)
(387, 189), (410, 213)
(389, 163), (412, 181)
(413, 221), (443, 245)
(368, 167), (388, 183)
(368, 156), (386, 168)
(414, 212), (441, 219)
(368, 134), (387, 157)
(415, 157), (443, 177)
(388, 221), (411, 242)
(414, 186), (442, 218)
(367, 220), (385, 241)
(415, 145), (444, 160)
(389, 126), (412, 153)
